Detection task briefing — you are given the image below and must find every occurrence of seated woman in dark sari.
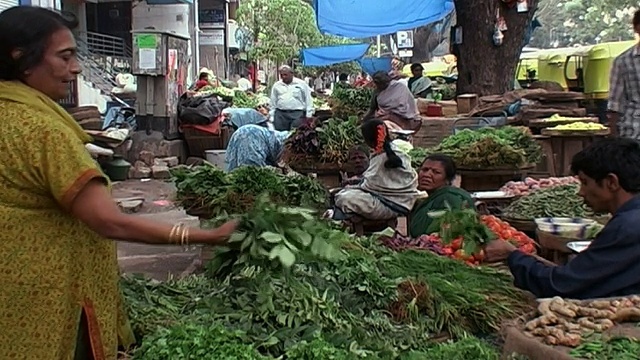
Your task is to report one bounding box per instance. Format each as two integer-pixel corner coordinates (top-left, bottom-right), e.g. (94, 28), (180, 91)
(409, 154), (475, 237)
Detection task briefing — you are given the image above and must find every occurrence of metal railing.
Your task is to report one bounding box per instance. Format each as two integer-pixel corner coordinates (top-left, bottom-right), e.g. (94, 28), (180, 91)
(77, 31), (132, 59)
(77, 51), (119, 94)
(75, 32), (133, 96)
(58, 80), (79, 108)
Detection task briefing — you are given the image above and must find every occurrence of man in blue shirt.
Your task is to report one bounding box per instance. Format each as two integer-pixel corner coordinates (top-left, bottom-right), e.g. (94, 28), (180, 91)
(485, 138), (640, 299)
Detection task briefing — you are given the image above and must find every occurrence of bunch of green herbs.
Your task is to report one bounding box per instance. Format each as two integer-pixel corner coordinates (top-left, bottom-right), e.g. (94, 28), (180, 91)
(171, 165), (327, 217)
(122, 234), (530, 358)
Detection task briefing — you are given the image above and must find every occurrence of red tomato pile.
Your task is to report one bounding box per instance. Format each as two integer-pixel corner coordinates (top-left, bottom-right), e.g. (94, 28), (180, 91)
(439, 236), (486, 266)
(434, 215), (536, 267)
(480, 215), (536, 254)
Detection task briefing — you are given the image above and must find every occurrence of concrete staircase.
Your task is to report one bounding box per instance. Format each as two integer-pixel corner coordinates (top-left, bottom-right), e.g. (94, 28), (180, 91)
(75, 31), (134, 112)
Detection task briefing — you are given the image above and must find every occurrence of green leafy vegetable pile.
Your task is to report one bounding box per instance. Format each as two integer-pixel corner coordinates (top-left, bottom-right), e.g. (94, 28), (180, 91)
(283, 116), (364, 166)
(430, 126), (542, 169)
(570, 337), (640, 359)
(122, 230), (531, 358)
(205, 194), (345, 273)
(328, 82), (374, 119)
(231, 90), (261, 108)
(171, 165), (327, 217)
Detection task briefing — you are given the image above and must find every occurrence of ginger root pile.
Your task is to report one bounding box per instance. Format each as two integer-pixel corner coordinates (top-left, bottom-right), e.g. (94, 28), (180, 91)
(523, 295), (640, 347)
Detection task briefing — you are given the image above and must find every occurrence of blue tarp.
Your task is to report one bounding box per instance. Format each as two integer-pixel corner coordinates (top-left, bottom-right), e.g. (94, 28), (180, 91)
(357, 57), (393, 75)
(313, 0), (455, 38)
(300, 43), (371, 67)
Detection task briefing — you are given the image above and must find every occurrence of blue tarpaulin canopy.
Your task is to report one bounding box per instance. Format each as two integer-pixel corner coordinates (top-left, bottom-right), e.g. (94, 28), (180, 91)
(313, 0), (455, 38)
(300, 43), (371, 67)
(357, 57), (393, 75)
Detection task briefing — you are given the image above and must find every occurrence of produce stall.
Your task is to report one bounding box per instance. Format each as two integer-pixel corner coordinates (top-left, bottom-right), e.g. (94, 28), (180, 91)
(500, 183), (599, 236)
(539, 121), (610, 177)
(410, 126), (542, 192)
(282, 117), (363, 187)
(380, 211), (537, 267)
(122, 192), (535, 358)
(527, 114), (599, 135)
(503, 296), (640, 360)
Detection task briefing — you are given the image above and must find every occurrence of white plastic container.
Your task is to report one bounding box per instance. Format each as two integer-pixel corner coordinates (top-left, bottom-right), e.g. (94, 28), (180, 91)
(205, 150), (226, 169)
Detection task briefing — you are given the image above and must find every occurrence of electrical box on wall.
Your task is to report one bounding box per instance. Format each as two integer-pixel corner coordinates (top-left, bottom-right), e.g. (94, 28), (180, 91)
(132, 30), (190, 139)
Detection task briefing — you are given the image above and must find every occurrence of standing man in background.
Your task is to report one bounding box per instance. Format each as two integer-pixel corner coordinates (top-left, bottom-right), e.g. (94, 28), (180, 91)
(270, 65), (314, 131)
(607, 10), (640, 138)
(314, 75), (324, 93)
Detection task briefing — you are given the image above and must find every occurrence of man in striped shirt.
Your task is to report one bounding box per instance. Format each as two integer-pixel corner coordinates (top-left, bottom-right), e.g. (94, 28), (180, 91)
(607, 10), (640, 138)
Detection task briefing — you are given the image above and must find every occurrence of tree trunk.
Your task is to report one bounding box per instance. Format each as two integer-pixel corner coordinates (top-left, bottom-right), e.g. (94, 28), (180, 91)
(453, 0), (539, 96)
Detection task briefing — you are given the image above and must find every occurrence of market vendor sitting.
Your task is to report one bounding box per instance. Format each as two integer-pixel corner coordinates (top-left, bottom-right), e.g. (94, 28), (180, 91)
(330, 119), (420, 223)
(363, 71), (422, 131)
(225, 124), (290, 172)
(485, 138), (640, 300)
(407, 63), (433, 99)
(341, 145), (371, 186)
(409, 154), (474, 237)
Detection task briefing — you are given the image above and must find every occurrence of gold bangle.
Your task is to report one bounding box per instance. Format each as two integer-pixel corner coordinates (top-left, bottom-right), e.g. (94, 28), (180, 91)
(169, 224), (180, 243)
(180, 226), (189, 246)
(181, 227), (190, 246)
(176, 223), (186, 245)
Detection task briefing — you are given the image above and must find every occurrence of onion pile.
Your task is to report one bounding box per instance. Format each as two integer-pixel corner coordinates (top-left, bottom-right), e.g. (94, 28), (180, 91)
(500, 176), (579, 196)
(379, 233), (445, 255)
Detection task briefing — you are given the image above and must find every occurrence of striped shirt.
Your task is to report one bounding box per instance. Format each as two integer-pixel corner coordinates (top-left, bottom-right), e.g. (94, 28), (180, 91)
(608, 45), (640, 139)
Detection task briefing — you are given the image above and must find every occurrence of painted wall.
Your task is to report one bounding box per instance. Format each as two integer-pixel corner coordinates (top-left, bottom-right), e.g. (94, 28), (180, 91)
(77, 75), (108, 113)
(132, 2), (190, 38)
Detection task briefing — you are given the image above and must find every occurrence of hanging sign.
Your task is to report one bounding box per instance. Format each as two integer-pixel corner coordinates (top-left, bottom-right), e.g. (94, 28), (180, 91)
(396, 30), (414, 49)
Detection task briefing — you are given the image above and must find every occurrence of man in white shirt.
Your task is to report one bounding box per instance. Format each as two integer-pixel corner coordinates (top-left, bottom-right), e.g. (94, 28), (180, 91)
(236, 74), (252, 92)
(270, 65), (314, 131)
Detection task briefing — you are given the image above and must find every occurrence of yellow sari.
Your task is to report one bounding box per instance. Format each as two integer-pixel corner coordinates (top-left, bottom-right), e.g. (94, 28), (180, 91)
(0, 81), (135, 359)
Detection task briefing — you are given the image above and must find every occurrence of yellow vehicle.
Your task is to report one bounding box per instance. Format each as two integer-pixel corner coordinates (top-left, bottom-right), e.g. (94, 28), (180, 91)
(583, 40), (635, 100)
(401, 60), (453, 78)
(516, 51), (539, 84)
(536, 47), (591, 89)
(563, 46), (592, 92)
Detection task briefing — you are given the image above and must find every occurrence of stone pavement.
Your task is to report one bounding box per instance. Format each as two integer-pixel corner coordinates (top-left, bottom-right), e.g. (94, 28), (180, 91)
(117, 209), (203, 281)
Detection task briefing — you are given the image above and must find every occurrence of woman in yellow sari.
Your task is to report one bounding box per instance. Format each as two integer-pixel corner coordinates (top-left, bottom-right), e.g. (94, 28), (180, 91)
(0, 7), (237, 360)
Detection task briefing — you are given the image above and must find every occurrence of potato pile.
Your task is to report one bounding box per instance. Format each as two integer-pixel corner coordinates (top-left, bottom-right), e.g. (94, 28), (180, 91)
(524, 296), (640, 347)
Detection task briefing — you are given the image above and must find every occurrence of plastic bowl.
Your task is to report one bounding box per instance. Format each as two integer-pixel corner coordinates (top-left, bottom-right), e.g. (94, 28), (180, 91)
(534, 217), (596, 239)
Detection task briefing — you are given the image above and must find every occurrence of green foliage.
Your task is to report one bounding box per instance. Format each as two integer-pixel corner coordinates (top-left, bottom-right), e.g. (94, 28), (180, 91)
(204, 194), (346, 274)
(132, 322), (269, 359)
(171, 165), (328, 217)
(122, 236), (530, 358)
(530, 0), (637, 47)
(431, 126), (542, 169)
(237, 0), (352, 62)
